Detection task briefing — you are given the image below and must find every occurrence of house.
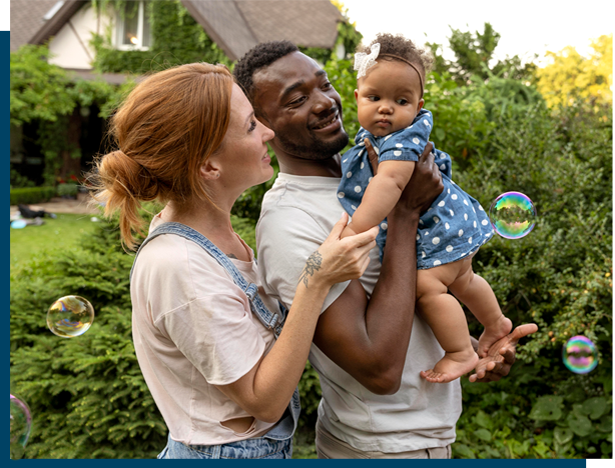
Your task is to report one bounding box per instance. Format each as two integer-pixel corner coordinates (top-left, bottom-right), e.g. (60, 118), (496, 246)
(11, 0), (344, 63)
(10, 0), (345, 184)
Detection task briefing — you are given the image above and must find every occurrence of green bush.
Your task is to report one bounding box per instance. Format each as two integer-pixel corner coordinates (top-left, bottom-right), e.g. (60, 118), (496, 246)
(57, 183), (79, 198)
(10, 186), (57, 205)
(451, 97), (612, 458)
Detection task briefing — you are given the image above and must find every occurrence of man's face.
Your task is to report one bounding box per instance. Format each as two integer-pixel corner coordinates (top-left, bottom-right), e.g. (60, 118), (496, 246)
(252, 52), (349, 160)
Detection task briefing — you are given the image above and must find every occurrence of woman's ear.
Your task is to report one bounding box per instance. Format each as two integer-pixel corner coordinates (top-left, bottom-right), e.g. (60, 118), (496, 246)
(200, 159), (221, 180)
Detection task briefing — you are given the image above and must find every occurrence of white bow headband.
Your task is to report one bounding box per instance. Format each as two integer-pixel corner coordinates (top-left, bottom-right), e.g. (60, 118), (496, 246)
(354, 42), (424, 97)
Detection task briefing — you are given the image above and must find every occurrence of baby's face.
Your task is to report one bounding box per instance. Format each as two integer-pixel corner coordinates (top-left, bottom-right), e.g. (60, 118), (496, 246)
(355, 60), (424, 137)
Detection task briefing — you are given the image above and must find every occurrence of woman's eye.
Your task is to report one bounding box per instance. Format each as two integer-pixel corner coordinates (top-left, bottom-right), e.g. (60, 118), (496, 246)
(248, 120), (257, 132)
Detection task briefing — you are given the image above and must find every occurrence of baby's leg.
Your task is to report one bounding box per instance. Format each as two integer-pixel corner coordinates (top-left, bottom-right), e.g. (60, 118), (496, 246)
(417, 264), (478, 383)
(448, 257), (512, 358)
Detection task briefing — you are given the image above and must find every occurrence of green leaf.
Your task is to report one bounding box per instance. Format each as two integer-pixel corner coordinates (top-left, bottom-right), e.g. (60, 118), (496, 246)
(454, 443), (476, 459)
(474, 410), (493, 429)
(596, 414), (612, 433)
(582, 397), (607, 419)
(554, 426), (573, 445)
(529, 396), (564, 421)
(566, 412), (592, 437)
(474, 428), (492, 442)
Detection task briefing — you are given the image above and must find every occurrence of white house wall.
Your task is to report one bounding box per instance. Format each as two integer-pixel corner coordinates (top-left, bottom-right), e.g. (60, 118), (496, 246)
(48, 3), (111, 70)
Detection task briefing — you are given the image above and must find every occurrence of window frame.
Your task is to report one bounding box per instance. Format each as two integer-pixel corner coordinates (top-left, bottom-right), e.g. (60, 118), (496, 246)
(115, 1), (152, 51)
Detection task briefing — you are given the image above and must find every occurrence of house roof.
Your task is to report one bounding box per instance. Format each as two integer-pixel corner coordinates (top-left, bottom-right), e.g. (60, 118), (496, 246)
(10, 0), (82, 52)
(11, 0), (343, 61)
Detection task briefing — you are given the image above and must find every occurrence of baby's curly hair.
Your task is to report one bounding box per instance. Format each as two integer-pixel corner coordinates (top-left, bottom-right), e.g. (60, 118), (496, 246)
(357, 33), (433, 83)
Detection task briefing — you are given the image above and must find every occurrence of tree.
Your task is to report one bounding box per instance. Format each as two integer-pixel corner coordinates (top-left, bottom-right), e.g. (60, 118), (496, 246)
(427, 23), (536, 85)
(535, 34), (613, 108)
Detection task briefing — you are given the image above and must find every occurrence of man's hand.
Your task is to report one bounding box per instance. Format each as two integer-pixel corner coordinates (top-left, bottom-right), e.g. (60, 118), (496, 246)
(395, 142), (443, 215)
(469, 323), (538, 383)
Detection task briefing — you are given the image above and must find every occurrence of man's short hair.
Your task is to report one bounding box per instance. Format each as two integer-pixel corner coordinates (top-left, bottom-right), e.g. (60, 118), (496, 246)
(233, 40), (299, 104)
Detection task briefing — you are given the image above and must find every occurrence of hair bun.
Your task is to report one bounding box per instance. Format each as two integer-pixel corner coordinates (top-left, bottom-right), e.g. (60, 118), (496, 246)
(100, 149), (158, 201)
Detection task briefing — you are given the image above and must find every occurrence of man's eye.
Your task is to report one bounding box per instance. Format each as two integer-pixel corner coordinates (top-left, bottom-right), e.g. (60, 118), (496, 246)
(322, 81), (332, 89)
(397, 99), (409, 105)
(288, 96), (307, 107)
(368, 96), (380, 102)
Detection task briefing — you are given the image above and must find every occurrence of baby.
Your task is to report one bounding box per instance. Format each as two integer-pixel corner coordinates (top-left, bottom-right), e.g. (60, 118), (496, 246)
(339, 33), (512, 383)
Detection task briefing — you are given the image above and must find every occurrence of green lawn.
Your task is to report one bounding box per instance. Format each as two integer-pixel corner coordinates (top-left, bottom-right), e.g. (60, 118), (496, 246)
(10, 213), (100, 269)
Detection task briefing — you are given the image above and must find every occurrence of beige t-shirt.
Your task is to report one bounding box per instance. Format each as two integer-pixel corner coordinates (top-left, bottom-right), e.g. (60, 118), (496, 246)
(130, 215), (279, 445)
(257, 173), (461, 453)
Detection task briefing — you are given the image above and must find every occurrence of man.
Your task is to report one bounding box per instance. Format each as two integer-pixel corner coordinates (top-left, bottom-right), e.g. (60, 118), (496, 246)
(233, 41), (537, 459)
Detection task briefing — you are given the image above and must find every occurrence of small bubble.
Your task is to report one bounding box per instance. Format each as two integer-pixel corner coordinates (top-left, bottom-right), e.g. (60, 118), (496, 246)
(46, 296), (95, 338)
(562, 335), (598, 374)
(10, 394), (32, 459)
(489, 192), (536, 239)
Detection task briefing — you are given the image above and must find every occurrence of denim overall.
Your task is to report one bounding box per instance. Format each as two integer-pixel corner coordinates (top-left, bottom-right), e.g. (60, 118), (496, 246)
(130, 222), (300, 459)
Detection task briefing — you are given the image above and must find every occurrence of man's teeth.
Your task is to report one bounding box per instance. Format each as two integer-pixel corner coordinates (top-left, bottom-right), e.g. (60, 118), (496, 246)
(315, 114), (336, 129)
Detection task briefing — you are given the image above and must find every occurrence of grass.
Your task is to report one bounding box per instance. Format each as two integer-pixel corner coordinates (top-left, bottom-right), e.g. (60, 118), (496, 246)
(10, 213), (100, 269)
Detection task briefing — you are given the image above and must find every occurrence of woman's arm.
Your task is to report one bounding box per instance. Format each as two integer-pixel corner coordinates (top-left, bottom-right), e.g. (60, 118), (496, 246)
(215, 215), (378, 423)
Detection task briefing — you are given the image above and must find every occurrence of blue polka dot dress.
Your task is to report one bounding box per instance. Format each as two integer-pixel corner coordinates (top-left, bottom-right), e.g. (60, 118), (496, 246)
(338, 108), (494, 269)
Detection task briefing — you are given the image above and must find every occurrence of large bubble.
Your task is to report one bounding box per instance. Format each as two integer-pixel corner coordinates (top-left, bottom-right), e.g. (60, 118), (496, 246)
(562, 335), (598, 374)
(46, 295), (95, 338)
(489, 192), (536, 239)
(10, 394), (32, 460)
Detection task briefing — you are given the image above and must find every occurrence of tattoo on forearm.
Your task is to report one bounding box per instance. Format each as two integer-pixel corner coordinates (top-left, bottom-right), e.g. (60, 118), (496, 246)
(299, 250), (323, 288)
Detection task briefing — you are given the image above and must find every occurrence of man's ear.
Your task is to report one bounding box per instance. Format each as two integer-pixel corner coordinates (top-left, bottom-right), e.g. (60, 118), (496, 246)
(200, 158), (221, 180)
(417, 99), (424, 112)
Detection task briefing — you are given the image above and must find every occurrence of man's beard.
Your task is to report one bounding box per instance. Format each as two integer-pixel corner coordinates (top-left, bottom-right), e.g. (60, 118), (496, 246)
(275, 128), (349, 161)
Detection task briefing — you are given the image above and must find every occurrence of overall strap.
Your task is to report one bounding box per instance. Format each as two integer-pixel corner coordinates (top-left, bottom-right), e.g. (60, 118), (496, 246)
(130, 222), (285, 337)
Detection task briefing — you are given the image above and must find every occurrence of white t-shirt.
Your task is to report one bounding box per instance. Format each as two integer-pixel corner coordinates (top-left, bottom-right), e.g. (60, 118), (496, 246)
(130, 215), (279, 445)
(257, 173), (462, 453)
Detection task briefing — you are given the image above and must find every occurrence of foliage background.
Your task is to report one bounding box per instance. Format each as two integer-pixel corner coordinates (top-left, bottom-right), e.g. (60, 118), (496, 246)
(9, 1), (612, 459)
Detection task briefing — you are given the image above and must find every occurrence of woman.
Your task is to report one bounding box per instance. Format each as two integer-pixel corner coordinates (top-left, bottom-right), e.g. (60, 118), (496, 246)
(91, 63), (378, 459)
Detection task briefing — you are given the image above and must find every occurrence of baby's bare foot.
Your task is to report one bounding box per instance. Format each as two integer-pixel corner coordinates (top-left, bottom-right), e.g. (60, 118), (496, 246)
(478, 315), (513, 358)
(420, 348), (479, 383)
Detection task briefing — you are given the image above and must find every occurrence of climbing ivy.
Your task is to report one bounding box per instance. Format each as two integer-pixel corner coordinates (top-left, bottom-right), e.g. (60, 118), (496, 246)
(91, 0), (231, 74)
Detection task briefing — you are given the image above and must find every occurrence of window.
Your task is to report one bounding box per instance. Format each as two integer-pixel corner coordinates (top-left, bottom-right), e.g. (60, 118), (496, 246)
(116, 1), (151, 50)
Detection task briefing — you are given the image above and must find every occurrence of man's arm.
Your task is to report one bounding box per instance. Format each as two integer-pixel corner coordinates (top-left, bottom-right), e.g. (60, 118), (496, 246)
(313, 144), (443, 395)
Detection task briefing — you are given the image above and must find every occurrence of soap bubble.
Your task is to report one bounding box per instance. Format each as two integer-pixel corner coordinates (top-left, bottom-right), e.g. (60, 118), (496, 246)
(46, 295), (95, 338)
(10, 394), (32, 460)
(562, 335), (598, 374)
(489, 192), (536, 239)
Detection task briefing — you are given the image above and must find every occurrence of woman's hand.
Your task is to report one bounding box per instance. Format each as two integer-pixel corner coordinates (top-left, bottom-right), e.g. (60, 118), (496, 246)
(298, 213), (378, 289)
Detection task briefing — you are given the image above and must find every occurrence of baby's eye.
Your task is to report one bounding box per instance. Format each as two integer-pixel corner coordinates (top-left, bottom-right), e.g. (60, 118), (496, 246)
(368, 95), (380, 102)
(397, 98), (409, 105)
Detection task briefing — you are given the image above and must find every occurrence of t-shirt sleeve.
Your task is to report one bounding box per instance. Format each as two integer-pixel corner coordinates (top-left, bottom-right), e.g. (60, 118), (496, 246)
(256, 206), (349, 315)
(156, 296), (267, 386)
(138, 237), (268, 386)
